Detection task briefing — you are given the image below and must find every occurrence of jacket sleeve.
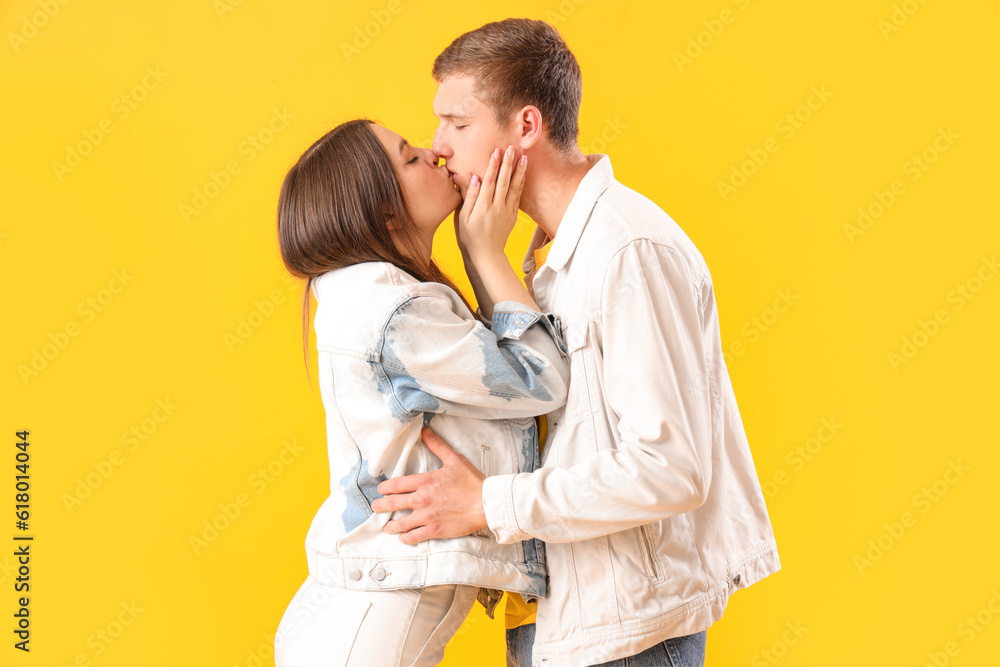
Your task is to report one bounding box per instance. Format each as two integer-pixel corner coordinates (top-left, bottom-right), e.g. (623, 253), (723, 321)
(375, 286), (570, 421)
(481, 239), (714, 543)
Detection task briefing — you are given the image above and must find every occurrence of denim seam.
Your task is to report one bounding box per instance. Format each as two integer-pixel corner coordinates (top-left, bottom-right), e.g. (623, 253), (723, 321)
(378, 359), (529, 402)
(315, 345), (368, 359)
(309, 546), (550, 570)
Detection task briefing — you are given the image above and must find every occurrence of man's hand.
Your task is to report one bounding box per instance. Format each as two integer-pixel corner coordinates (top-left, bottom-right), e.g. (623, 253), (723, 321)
(371, 427), (489, 545)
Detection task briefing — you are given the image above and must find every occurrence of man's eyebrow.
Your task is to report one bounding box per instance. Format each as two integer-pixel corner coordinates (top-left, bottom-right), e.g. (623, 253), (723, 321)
(437, 112), (470, 120)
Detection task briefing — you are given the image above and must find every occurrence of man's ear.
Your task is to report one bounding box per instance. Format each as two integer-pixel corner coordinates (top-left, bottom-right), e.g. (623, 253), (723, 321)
(514, 105), (543, 150)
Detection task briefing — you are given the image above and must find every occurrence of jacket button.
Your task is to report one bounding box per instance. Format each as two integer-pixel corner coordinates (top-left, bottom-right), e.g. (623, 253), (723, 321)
(371, 567), (386, 581)
(733, 573), (742, 585)
(348, 568), (362, 581)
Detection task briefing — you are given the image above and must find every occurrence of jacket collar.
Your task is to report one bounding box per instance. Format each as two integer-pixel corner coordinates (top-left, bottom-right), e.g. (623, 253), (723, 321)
(522, 153), (614, 276)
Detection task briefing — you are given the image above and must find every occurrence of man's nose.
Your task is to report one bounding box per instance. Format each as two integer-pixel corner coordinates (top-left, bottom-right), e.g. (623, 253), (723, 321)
(431, 131), (451, 159)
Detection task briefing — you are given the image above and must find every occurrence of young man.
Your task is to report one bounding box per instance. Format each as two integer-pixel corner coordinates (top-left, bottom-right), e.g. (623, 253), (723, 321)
(370, 18), (780, 667)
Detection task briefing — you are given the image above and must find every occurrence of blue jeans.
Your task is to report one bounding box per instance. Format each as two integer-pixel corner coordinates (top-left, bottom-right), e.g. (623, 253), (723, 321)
(506, 622), (707, 667)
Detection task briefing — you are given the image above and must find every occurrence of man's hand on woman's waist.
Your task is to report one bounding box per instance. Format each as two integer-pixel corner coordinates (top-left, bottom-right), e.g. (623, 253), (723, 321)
(371, 426), (489, 544)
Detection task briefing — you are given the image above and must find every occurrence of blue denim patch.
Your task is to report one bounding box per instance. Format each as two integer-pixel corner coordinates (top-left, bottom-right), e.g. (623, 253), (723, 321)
(516, 418), (546, 598)
(337, 451), (387, 532)
(372, 298), (441, 420)
(472, 326), (552, 402)
(491, 302), (568, 358)
(491, 307), (544, 341)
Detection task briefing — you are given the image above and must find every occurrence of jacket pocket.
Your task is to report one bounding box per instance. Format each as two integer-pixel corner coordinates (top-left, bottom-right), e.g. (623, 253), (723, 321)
(480, 444), (493, 477)
(564, 317), (590, 355)
(634, 523), (663, 583)
(472, 445), (495, 538)
(563, 317), (596, 424)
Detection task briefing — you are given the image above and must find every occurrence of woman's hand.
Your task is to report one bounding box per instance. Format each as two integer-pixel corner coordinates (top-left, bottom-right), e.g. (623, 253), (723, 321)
(452, 201), (471, 260)
(457, 145), (527, 260)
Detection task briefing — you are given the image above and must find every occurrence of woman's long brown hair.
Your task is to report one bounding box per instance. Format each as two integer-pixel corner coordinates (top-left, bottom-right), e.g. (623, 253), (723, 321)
(276, 119), (474, 384)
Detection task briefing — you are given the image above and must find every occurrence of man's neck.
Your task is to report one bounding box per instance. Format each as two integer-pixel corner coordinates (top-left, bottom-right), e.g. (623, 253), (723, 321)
(519, 148), (594, 241)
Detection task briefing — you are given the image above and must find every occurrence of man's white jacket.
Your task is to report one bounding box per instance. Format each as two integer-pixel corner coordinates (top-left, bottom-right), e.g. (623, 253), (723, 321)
(481, 154), (781, 666)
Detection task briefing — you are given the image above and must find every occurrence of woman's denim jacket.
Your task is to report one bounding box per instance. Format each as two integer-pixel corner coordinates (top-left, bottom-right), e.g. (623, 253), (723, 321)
(301, 261), (570, 617)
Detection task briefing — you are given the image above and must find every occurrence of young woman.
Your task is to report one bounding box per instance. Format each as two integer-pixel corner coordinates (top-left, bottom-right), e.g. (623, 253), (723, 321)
(273, 119), (570, 667)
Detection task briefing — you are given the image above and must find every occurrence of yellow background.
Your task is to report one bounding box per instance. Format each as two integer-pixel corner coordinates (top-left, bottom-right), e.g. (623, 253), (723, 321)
(3, 0), (999, 665)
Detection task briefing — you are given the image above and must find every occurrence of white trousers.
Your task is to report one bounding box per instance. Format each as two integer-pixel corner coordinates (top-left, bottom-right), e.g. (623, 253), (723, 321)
(274, 575), (479, 667)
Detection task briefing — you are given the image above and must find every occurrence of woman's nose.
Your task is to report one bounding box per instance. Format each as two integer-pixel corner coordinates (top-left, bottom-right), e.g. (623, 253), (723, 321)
(419, 147), (439, 165)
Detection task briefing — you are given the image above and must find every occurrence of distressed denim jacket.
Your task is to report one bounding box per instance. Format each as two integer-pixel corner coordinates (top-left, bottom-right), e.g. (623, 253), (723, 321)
(301, 260), (570, 616)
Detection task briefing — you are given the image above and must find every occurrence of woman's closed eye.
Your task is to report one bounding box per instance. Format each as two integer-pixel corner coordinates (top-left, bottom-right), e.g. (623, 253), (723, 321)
(407, 155), (419, 165)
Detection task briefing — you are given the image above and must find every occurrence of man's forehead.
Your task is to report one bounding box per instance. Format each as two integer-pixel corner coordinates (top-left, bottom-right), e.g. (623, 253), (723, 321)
(433, 75), (482, 118)
(434, 106), (472, 120)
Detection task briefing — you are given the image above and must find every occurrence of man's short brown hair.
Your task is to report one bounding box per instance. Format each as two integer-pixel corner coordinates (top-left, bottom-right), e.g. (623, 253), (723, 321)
(432, 18), (582, 152)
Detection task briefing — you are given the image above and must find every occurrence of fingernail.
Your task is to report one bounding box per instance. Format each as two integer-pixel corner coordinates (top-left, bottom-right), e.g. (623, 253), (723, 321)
(520, 154), (527, 167)
(506, 145), (514, 158)
(492, 148), (500, 159)
(470, 174), (480, 187)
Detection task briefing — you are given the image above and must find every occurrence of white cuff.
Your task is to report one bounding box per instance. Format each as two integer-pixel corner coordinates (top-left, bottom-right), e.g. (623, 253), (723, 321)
(482, 473), (530, 544)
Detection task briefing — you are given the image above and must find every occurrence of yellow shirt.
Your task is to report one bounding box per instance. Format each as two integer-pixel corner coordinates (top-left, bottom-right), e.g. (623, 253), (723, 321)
(532, 236), (552, 270)
(504, 234), (552, 629)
